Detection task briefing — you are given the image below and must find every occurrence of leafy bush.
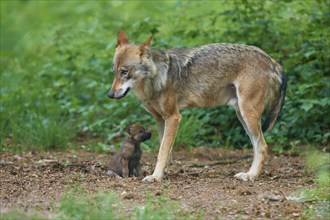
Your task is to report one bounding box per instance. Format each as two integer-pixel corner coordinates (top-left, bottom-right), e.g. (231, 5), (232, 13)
(1, 0), (329, 151)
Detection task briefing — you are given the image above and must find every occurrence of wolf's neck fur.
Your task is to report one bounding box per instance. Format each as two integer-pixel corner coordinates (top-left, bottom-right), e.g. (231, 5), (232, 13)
(149, 49), (172, 90)
(133, 49), (169, 101)
(133, 48), (188, 102)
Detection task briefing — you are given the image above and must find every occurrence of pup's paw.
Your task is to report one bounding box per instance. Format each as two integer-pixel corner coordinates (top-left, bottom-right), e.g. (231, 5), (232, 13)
(234, 172), (256, 182)
(106, 170), (119, 177)
(106, 170), (123, 179)
(142, 175), (162, 182)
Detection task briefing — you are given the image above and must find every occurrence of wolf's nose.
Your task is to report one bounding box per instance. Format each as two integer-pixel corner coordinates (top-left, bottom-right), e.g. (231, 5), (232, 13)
(108, 92), (115, 98)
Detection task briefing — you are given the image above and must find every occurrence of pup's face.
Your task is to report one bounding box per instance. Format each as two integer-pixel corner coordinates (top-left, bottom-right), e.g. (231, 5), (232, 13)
(126, 123), (152, 142)
(108, 31), (154, 99)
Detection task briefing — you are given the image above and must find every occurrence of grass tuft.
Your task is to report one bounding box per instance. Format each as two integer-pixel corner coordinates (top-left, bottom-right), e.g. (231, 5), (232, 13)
(1, 191), (201, 220)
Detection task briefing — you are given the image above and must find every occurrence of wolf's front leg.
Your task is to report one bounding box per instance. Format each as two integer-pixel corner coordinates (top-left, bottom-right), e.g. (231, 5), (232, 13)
(156, 118), (173, 168)
(142, 113), (181, 182)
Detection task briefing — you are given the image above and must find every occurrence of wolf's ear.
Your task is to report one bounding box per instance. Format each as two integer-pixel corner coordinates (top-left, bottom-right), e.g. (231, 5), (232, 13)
(139, 36), (152, 55)
(116, 30), (129, 47)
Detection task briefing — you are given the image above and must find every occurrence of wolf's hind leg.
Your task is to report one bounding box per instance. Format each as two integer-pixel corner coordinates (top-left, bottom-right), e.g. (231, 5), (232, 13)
(234, 86), (268, 181)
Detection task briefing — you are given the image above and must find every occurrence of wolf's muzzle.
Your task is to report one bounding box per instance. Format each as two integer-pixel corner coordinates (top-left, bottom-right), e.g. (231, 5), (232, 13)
(108, 88), (130, 99)
(108, 91), (115, 99)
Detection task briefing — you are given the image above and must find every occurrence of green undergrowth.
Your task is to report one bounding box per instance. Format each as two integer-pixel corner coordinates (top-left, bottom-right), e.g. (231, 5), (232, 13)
(1, 190), (201, 220)
(305, 151), (330, 200)
(1, 0), (329, 152)
(298, 150), (330, 219)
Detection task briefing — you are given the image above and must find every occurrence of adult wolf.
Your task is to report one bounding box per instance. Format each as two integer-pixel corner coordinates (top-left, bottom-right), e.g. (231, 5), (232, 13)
(108, 31), (286, 182)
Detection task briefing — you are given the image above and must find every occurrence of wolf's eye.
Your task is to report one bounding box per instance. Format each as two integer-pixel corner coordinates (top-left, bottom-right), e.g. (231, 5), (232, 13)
(120, 69), (128, 76)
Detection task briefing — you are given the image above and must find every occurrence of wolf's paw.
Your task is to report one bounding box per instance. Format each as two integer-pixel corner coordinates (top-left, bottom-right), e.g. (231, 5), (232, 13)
(142, 175), (162, 182)
(234, 172), (256, 182)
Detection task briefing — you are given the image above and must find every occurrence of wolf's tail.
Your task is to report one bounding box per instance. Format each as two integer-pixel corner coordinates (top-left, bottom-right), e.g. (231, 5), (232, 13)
(262, 64), (287, 132)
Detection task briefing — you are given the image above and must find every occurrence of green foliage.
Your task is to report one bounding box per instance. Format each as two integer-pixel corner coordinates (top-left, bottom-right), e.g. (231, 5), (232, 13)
(58, 190), (118, 219)
(0, 210), (45, 220)
(1, 0), (329, 150)
(134, 194), (201, 220)
(305, 151), (330, 201)
(58, 190), (199, 220)
(1, 190), (199, 220)
(300, 150), (330, 219)
(175, 110), (212, 149)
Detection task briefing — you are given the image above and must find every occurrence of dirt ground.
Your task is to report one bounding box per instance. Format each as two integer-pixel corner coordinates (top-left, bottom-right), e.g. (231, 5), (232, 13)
(1, 148), (318, 219)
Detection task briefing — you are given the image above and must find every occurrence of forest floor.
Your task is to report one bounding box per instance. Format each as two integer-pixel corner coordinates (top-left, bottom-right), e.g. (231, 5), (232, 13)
(0, 147), (323, 219)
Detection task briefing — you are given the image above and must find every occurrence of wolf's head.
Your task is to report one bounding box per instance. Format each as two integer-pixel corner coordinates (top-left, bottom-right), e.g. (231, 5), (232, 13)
(108, 31), (155, 99)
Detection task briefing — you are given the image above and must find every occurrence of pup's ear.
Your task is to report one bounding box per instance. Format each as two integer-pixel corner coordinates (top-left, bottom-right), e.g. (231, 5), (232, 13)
(125, 126), (131, 136)
(139, 35), (152, 55)
(117, 30), (129, 48)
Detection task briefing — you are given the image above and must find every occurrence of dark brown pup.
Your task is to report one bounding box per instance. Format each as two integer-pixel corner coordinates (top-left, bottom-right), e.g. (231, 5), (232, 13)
(107, 124), (151, 178)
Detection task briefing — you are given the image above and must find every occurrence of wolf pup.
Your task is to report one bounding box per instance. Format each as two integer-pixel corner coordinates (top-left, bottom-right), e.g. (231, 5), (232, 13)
(108, 31), (286, 182)
(107, 123), (151, 178)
